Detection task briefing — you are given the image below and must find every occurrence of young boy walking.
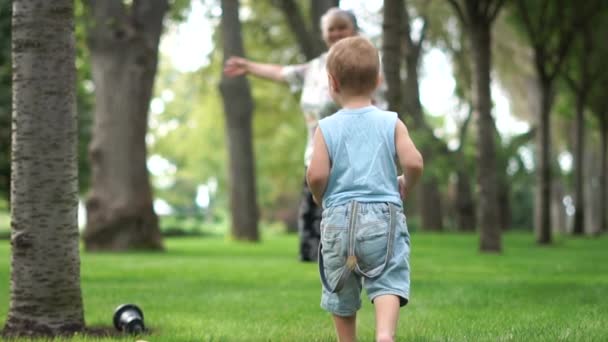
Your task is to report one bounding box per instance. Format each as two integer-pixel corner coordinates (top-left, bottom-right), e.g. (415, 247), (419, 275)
(307, 36), (424, 342)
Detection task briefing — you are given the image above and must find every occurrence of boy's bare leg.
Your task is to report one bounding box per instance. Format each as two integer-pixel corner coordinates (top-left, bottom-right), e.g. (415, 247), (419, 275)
(373, 295), (400, 342)
(332, 314), (356, 342)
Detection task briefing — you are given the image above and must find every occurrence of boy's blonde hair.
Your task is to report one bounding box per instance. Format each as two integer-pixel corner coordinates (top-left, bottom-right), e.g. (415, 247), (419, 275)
(326, 36), (379, 96)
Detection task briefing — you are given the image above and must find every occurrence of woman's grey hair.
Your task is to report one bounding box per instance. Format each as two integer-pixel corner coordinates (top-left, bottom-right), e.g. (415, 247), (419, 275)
(320, 7), (359, 32)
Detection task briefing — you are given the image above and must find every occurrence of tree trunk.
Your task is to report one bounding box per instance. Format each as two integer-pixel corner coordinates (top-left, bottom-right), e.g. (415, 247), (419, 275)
(418, 177), (444, 231)
(455, 169), (476, 231)
(382, 0), (403, 113)
(274, 0), (322, 60)
(498, 180), (511, 230)
(220, 0), (259, 241)
(572, 91), (586, 235)
(277, 0), (338, 60)
(470, 19), (501, 252)
(83, 0), (167, 251)
(492, 122), (512, 231)
(513, 0), (577, 244)
(551, 180), (568, 234)
(583, 139), (601, 235)
(401, 2), (444, 231)
(535, 80), (553, 244)
(4, 0), (84, 336)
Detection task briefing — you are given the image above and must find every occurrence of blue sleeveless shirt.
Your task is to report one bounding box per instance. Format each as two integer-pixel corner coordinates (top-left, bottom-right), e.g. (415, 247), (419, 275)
(318, 105), (402, 209)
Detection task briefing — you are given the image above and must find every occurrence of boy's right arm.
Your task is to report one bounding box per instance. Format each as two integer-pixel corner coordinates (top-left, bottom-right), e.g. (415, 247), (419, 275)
(223, 56), (286, 82)
(306, 127), (331, 205)
(395, 119), (424, 200)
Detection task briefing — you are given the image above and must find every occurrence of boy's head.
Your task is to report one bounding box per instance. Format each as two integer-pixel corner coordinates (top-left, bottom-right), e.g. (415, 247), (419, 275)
(326, 36), (380, 98)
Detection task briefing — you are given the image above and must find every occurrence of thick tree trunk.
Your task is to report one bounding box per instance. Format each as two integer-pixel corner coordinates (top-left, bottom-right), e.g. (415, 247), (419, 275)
(220, 0), (259, 241)
(83, 0), (167, 251)
(470, 20), (501, 252)
(4, 0), (84, 336)
(535, 80), (553, 244)
(572, 93), (586, 235)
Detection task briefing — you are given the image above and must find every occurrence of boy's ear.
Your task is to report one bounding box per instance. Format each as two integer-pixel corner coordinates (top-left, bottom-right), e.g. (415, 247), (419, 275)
(328, 73), (340, 93)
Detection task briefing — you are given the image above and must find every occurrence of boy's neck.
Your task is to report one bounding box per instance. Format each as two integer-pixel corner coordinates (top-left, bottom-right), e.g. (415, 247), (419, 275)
(338, 94), (373, 109)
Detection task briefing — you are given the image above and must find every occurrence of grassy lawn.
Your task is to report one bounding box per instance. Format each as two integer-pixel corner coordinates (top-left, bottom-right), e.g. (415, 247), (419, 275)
(0, 232), (607, 341)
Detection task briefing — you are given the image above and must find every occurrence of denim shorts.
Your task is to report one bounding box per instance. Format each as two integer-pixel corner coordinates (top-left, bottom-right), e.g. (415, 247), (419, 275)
(319, 202), (411, 317)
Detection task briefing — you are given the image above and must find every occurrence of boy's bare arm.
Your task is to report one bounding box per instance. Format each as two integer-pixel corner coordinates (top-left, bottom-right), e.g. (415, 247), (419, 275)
(395, 119), (424, 199)
(306, 127), (331, 205)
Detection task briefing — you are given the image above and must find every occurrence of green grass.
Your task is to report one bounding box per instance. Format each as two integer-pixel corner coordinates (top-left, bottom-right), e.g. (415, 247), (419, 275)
(0, 232), (607, 341)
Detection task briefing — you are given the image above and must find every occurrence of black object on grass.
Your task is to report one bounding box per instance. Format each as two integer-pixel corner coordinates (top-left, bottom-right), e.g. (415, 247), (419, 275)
(113, 304), (145, 334)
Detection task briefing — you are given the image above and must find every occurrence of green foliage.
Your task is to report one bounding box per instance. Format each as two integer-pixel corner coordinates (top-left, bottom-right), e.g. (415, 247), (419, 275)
(167, 0), (194, 23)
(0, 202), (8, 239)
(148, 2), (306, 219)
(555, 2), (608, 132)
(1, 233), (608, 341)
(75, 0), (94, 194)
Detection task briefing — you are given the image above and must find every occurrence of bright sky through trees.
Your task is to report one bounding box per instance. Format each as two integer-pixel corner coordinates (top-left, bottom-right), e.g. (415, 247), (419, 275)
(159, 1), (529, 143)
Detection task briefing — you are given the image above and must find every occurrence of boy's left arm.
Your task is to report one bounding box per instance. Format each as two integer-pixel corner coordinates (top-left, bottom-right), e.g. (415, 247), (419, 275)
(306, 127), (331, 205)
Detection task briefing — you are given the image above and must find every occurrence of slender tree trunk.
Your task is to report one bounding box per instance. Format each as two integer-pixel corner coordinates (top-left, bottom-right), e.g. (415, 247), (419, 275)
(514, 0), (577, 244)
(220, 0), (259, 241)
(384, 0), (444, 231)
(535, 80), (553, 243)
(405, 54), (444, 232)
(498, 180), (511, 230)
(418, 178), (444, 231)
(455, 109), (476, 232)
(456, 168), (476, 231)
(572, 92), (586, 234)
(470, 19), (501, 252)
(491, 119), (511, 231)
(403, 43), (425, 130)
(274, 0), (322, 60)
(401, 2), (444, 231)
(277, 0), (338, 60)
(4, 0), (84, 336)
(382, 0), (403, 113)
(83, 0), (167, 251)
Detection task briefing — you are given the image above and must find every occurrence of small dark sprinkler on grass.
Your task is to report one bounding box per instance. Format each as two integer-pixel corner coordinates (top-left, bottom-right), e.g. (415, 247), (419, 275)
(113, 304), (145, 334)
